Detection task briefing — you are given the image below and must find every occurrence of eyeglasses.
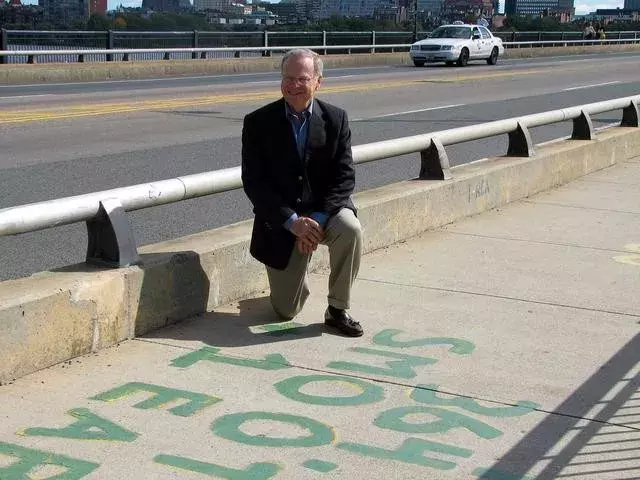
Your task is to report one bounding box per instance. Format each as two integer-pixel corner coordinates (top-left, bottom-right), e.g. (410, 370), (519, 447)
(282, 75), (317, 85)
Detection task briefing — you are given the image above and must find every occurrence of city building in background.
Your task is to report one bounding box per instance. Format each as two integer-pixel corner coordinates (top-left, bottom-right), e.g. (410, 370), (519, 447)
(194, 0), (234, 11)
(624, 0), (640, 9)
(0, 0), (43, 27)
(263, 0), (302, 23)
(39, 0), (88, 23)
(89, 0), (107, 14)
(419, 0), (444, 17)
(504, 0), (574, 17)
(441, 0), (495, 22)
(141, 0), (183, 13)
(585, 7), (640, 23)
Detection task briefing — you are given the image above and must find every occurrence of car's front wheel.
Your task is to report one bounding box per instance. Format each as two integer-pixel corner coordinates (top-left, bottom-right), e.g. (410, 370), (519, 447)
(457, 48), (469, 67)
(413, 60), (425, 67)
(486, 47), (499, 65)
(445, 61), (455, 66)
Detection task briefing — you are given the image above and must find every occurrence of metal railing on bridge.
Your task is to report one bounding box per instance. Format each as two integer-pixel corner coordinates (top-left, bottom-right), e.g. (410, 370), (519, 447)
(0, 96), (638, 268)
(1, 28), (639, 64)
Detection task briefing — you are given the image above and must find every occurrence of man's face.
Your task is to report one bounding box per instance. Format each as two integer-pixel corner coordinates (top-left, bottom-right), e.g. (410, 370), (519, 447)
(281, 55), (321, 113)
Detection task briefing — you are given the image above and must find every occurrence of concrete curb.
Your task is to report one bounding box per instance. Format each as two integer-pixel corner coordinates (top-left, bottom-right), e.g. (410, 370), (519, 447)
(1, 126), (639, 384)
(1, 44), (639, 85)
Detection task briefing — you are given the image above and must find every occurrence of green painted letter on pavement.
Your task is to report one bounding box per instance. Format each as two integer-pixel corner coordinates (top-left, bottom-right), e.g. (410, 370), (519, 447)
(212, 412), (334, 447)
(171, 346), (291, 370)
(375, 406), (502, 439)
(90, 382), (221, 417)
(155, 454), (281, 479)
(411, 384), (540, 417)
(327, 347), (437, 379)
(337, 437), (472, 470)
(373, 329), (475, 354)
(0, 441), (99, 479)
(274, 374), (384, 406)
(22, 408), (138, 441)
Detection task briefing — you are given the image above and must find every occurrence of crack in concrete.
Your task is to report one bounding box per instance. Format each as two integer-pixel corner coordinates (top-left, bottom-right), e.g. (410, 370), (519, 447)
(346, 277), (640, 319)
(441, 231), (635, 254)
(522, 200), (640, 215)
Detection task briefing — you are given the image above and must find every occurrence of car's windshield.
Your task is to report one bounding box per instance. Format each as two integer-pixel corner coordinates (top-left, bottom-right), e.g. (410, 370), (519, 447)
(429, 26), (472, 39)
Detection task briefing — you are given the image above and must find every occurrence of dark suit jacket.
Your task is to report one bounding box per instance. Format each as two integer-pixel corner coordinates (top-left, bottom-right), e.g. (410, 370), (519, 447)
(241, 97), (356, 270)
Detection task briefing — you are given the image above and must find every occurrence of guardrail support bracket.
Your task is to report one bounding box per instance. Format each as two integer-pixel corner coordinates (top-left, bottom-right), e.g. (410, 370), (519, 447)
(419, 138), (452, 180)
(622, 100), (639, 127)
(86, 198), (140, 268)
(507, 123), (535, 157)
(572, 111), (594, 140)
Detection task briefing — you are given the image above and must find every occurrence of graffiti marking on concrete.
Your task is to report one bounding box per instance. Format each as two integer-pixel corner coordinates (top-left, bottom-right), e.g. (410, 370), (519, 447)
(274, 374), (385, 406)
(20, 408), (138, 442)
(0, 441), (99, 480)
(90, 382), (221, 417)
(171, 346), (291, 371)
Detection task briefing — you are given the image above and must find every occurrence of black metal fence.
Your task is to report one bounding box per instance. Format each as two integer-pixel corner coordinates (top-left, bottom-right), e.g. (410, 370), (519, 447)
(1, 28), (639, 64)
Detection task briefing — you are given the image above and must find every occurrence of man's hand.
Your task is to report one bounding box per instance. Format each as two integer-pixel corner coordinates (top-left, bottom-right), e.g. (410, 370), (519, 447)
(290, 217), (324, 254)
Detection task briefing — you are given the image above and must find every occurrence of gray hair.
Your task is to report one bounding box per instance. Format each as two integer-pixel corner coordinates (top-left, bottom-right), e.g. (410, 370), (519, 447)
(281, 48), (323, 78)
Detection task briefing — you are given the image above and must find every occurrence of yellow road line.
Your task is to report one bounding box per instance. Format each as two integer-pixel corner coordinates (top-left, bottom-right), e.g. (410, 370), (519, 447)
(0, 68), (546, 125)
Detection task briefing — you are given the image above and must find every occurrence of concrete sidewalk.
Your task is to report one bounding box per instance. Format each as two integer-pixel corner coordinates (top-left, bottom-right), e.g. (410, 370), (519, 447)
(1, 159), (639, 480)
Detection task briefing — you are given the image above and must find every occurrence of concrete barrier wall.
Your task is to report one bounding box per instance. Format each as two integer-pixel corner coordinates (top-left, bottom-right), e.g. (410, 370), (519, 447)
(1, 126), (639, 384)
(1, 43), (639, 85)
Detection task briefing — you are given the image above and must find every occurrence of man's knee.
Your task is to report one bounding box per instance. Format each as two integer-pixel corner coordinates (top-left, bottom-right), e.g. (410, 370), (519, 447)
(334, 210), (363, 243)
(270, 287), (309, 320)
(272, 304), (297, 320)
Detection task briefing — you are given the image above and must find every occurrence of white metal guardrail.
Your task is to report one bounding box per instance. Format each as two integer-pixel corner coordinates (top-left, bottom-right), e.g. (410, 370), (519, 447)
(1, 37), (639, 63)
(0, 96), (638, 267)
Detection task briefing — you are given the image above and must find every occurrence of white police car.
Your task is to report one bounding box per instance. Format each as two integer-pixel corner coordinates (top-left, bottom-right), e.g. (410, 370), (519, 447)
(409, 23), (505, 67)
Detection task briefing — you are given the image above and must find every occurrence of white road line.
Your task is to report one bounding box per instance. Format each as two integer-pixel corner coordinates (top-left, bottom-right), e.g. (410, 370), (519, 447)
(0, 94), (55, 99)
(563, 81), (621, 91)
(353, 103), (464, 121)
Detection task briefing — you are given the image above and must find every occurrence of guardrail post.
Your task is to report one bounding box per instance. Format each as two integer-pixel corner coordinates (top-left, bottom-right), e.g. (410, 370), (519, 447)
(164, 51), (170, 60)
(192, 30), (199, 60)
(371, 30), (376, 54)
(0, 29), (7, 65)
(78, 54), (85, 63)
(621, 100), (639, 127)
(571, 111), (594, 140)
(419, 138), (452, 180)
(507, 122), (535, 157)
(322, 30), (327, 55)
(106, 30), (114, 62)
(263, 30), (270, 57)
(86, 198), (140, 268)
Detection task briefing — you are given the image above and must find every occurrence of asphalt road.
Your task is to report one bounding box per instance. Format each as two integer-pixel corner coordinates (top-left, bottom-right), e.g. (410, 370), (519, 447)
(1, 52), (639, 281)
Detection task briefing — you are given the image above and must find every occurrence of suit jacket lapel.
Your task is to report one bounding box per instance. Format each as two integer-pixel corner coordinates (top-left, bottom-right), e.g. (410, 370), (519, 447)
(305, 99), (326, 167)
(274, 99), (299, 165)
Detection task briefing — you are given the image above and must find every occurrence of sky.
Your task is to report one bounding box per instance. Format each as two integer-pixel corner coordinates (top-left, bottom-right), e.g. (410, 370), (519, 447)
(19, 0), (625, 18)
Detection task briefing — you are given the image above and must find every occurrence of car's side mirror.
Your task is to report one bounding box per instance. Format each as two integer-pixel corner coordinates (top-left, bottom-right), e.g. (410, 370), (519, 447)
(473, 33), (481, 40)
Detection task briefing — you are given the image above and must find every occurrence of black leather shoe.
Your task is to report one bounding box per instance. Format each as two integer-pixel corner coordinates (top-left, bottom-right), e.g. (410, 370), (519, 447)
(324, 307), (363, 337)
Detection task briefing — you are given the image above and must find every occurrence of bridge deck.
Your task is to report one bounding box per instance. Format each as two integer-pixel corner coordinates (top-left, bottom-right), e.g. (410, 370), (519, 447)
(1, 158), (639, 480)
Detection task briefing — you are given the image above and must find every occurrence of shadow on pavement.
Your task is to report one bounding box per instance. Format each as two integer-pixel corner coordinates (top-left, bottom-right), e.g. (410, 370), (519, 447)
(480, 332), (640, 480)
(144, 295), (329, 347)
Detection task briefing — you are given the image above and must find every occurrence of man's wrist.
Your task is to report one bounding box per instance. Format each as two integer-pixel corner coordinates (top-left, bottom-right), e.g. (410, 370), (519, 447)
(284, 213), (299, 232)
(309, 212), (329, 228)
